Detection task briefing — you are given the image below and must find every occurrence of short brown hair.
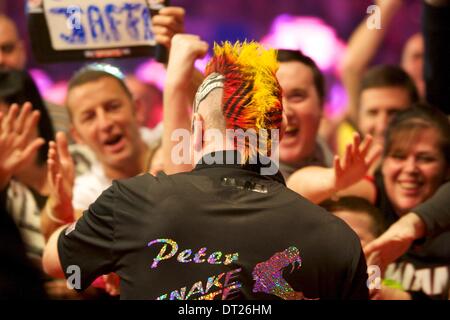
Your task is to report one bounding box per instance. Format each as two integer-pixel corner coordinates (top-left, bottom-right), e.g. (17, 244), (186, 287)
(277, 49), (326, 106)
(67, 65), (133, 113)
(384, 103), (450, 164)
(360, 65), (419, 104)
(320, 196), (386, 237)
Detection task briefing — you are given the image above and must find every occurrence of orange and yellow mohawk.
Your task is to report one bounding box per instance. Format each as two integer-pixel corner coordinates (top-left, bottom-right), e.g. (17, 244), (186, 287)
(204, 41), (283, 161)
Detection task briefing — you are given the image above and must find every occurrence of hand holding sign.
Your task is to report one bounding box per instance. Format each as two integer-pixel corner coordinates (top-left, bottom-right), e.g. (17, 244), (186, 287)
(28, 0), (173, 62)
(152, 7), (185, 49)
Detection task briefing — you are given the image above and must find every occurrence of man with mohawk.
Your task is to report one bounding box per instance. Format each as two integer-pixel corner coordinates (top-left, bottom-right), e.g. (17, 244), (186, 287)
(42, 35), (368, 300)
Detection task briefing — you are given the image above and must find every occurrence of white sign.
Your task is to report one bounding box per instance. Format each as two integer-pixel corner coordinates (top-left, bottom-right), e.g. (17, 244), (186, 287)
(43, 0), (157, 50)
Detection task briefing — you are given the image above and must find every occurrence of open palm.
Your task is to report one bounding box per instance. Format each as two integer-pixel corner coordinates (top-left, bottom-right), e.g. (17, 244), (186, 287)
(334, 133), (381, 190)
(0, 103), (44, 190)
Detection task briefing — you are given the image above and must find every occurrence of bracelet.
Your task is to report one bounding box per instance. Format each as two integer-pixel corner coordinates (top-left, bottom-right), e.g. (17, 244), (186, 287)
(45, 204), (68, 225)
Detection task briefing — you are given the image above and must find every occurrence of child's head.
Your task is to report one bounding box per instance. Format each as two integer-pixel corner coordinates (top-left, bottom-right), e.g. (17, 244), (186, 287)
(321, 197), (385, 247)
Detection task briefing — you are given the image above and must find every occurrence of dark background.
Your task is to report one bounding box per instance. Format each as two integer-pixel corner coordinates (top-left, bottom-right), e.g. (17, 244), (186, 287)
(1, 0), (422, 82)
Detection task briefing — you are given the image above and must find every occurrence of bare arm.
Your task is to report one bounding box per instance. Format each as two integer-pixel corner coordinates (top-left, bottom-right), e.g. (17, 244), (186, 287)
(41, 132), (80, 241)
(287, 134), (380, 203)
(163, 34), (208, 174)
(0, 103), (44, 191)
(152, 8), (206, 174)
(42, 225), (67, 279)
(364, 212), (426, 272)
(340, 0), (403, 123)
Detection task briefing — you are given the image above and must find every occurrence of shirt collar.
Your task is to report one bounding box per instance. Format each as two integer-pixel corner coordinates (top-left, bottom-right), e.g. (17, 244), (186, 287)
(193, 150), (286, 185)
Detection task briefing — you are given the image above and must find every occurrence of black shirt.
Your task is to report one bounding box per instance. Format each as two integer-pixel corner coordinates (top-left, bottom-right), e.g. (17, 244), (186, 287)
(58, 153), (368, 300)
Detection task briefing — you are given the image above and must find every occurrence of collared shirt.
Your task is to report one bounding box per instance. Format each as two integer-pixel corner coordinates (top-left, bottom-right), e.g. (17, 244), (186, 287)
(58, 151), (368, 300)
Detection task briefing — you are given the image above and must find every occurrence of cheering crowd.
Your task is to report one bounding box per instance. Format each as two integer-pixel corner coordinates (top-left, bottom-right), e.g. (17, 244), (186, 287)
(1, 0), (449, 300)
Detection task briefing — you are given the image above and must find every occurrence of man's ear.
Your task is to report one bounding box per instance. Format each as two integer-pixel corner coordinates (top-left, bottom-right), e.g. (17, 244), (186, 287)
(70, 126), (84, 145)
(133, 97), (145, 125)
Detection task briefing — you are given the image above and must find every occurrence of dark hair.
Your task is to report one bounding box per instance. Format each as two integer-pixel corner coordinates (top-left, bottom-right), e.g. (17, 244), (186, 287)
(277, 49), (326, 106)
(320, 196), (386, 237)
(360, 65), (419, 103)
(0, 70), (54, 166)
(67, 65), (133, 111)
(384, 103), (450, 164)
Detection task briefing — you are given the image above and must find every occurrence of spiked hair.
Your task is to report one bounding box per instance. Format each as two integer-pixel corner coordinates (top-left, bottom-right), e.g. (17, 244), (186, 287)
(203, 41), (283, 162)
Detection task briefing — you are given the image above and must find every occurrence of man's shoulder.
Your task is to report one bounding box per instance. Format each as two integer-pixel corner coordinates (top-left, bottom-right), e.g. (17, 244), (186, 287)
(283, 191), (362, 250)
(113, 172), (179, 198)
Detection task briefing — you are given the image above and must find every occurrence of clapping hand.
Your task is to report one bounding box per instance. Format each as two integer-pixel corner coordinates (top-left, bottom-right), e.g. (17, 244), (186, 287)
(0, 102), (44, 190)
(47, 131), (75, 221)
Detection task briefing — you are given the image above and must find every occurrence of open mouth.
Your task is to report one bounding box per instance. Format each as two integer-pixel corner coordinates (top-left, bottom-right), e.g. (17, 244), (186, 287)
(102, 133), (126, 153)
(285, 126), (299, 136)
(398, 180), (423, 193)
(104, 134), (123, 146)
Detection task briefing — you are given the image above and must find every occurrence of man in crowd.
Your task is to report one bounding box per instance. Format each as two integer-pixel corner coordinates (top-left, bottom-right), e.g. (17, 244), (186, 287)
(0, 14), (70, 135)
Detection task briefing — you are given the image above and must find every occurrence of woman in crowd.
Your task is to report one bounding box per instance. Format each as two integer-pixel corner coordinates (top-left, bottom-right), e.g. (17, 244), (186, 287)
(0, 69), (54, 265)
(291, 104), (450, 299)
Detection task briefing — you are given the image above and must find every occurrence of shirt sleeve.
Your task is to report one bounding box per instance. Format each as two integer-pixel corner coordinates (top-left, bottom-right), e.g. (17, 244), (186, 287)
(342, 247), (370, 300)
(58, 183), (117, 290)
(326, 219), (369, 299)
(413, 181), (450, 237)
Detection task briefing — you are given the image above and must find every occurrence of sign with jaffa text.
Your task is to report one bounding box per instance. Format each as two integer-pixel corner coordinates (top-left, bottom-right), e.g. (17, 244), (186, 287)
(27, 0), (168, 63)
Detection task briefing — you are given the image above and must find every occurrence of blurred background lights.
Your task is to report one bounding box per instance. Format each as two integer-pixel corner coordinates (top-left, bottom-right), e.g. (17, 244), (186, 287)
(261, 14), (346, 71)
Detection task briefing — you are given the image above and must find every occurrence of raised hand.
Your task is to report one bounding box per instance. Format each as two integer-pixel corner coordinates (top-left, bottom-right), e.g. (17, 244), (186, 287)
(333, 133), (382, 191)
(166, 34), (209, 93)
(47, 131), (75, 222)
(163, 34), (209, 174)
(375, 0), (404, 11)
(0, 102), (44, 190)
(152, 6), (185, 49)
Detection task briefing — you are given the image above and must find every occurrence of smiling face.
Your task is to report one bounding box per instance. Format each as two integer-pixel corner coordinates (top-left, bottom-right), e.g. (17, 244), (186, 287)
(382, 127), (449, 216)
(67, 76), (142, 172)
(277, 61), (322, 165)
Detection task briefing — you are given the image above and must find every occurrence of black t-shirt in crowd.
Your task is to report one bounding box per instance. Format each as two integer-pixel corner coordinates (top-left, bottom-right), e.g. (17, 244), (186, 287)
(58, 153), (368, 300)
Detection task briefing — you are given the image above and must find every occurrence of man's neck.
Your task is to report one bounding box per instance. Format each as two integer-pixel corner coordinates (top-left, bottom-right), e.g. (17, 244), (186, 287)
(194, 143), (237, 166)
